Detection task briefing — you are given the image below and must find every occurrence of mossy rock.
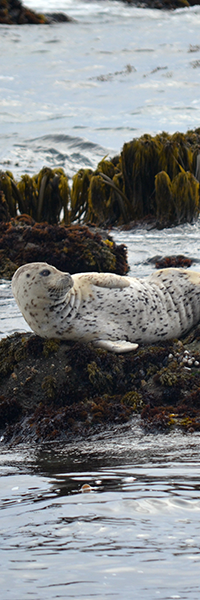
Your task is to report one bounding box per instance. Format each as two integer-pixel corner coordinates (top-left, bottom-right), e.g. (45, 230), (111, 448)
(0, 220), (128, 279)
(2, 325), (200, 443)
(0, 0), (71, 24)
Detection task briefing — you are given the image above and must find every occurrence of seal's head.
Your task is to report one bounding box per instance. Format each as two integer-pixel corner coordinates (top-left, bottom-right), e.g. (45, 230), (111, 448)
(12, 262), (73, 335)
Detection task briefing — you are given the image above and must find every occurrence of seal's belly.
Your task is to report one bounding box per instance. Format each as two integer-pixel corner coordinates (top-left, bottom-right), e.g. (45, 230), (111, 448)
(58, 275), (200, 344)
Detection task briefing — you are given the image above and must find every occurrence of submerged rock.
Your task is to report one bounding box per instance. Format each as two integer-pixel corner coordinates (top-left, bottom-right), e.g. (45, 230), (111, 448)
(1, 325), (200, 444)
(154, 255), (193, 269)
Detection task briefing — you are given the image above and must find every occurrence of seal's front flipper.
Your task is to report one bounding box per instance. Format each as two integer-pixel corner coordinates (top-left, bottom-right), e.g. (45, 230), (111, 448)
(93, 339), (139, 353)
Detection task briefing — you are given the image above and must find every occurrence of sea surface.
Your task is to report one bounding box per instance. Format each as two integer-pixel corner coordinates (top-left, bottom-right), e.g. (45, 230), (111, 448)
(1, 0), (200, 177)
(1, 2), (200, 598)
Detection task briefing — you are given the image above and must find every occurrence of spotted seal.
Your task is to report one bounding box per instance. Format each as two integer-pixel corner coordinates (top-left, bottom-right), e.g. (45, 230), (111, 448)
(11, 262), (200, 353)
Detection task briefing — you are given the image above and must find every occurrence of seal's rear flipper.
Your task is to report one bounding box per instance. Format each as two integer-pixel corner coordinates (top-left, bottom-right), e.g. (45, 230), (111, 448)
(93, 339), (139, 353)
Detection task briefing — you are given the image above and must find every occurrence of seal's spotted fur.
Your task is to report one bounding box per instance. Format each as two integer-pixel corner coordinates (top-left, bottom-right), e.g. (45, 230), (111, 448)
(12, 262), (200, 353)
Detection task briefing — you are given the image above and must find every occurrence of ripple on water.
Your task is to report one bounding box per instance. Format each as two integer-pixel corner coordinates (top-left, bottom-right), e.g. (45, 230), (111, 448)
(1, 429), (200, 599)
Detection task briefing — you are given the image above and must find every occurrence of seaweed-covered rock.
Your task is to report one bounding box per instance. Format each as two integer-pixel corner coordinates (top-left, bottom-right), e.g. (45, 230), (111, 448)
(0, 219), (128, 279)
(1, 325), (200, 444)
(155, 255), (193, 269)
(122, 0), (198, 8)
(0, 0), (71, 24)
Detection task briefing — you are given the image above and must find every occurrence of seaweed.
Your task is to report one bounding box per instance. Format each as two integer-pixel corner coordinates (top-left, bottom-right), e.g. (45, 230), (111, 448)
(0, 220), (128, 279)
(1, 129), (200, 229)
(121, 135), (161, 218)
(2, 325), (200, 443)
(0, 0), (71, 24)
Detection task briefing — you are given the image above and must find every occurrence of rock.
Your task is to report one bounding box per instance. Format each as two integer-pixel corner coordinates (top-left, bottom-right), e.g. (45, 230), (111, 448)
(0, 220), (128, 279)
(1, 324), (200, 444)
(0, 0), (73, 25)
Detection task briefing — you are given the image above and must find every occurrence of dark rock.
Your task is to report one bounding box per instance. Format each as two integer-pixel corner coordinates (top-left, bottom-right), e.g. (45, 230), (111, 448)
(0, 219), (128, 279)
(0, 0), (72, 24)
(1, 324), (200, 444)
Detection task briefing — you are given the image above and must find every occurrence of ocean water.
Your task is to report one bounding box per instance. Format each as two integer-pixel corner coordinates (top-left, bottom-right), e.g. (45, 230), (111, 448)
(1, 430), (200, 600)
(1, 2), (200, 598)
(1, 0), (200, 177)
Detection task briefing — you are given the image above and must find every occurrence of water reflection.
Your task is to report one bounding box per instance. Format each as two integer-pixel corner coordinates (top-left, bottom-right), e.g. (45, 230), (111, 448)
(1, 429), (200, 599)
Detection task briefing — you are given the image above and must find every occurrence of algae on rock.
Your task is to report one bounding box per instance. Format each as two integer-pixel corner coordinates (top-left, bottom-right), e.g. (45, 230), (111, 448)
(0, 220), (128, 279)
(2, 326), (200, 443)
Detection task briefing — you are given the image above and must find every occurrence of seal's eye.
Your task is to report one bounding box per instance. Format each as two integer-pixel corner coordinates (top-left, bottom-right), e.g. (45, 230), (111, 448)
(40, 269), (51, 277)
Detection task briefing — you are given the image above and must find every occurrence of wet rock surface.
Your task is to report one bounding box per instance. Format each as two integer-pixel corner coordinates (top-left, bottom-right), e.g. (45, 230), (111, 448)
(0, 218), (128, 279)
(1, 325), (200, 444)
(124, 0), (200, 8)
(0, 0), (72, 24)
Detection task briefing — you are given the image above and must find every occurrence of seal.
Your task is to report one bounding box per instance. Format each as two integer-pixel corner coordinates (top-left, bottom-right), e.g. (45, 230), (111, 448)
(12, 262), (200, 353)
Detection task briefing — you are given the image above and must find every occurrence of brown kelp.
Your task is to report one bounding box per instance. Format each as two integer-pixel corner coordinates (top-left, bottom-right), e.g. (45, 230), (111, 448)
(64, 129), (200, 228)
(18, 167), (70, 224)
(1, 129), (200, 229)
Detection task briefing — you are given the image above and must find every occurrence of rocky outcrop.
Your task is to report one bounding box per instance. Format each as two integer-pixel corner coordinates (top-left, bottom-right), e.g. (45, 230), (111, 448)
(0, 0), (72, 24)
(1, 324), (200, 445)
(0, 218), (128, 279)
